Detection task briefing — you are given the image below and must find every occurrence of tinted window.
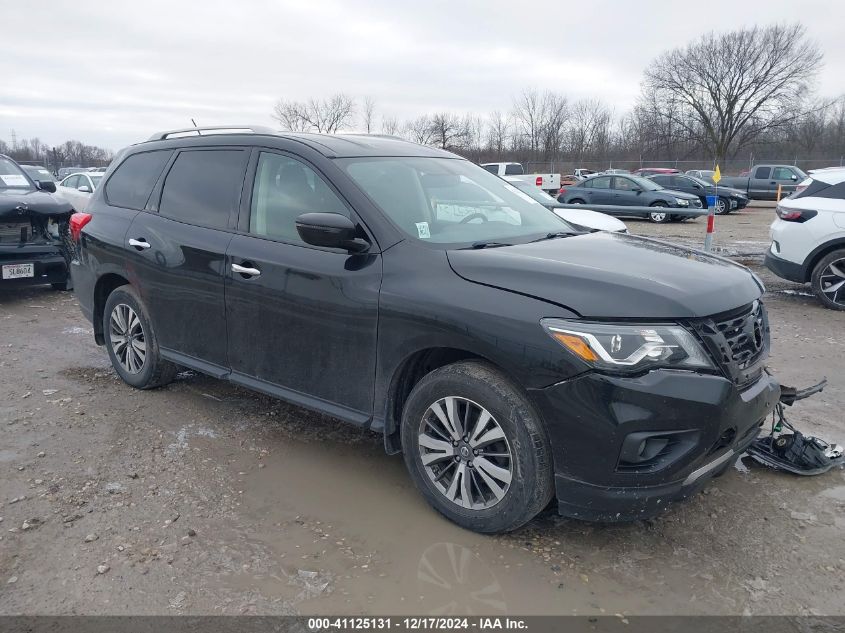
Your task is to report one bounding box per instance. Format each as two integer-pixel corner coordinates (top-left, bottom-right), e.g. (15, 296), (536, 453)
(651, 175), (671, 187)
(754, 166), (771, 179)
(482, 165), (499, 174)
(250, 152), (348, 244)
(504, 164), (524, 175)
(159, 150), (247, 229)
(815, 181), (845, 200)
(589, 176), (611, 189)
(106, 150), (172, 210)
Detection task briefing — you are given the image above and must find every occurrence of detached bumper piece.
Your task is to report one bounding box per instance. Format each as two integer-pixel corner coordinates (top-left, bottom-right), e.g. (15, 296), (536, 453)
(747, 379), (844, 476)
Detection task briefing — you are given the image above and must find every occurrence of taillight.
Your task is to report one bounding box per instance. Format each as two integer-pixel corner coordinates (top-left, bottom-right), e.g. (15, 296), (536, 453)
(69, 212), (92, 241)
(558, 187), (567, 195)
(535, 176), (543, 187)
(775, 206), (817, 223)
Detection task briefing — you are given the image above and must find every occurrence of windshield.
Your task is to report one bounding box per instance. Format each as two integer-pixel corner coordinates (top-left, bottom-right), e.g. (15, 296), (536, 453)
(0, 157), (34, 190)
(685, 175), (710, 187)
(340, 157), (571, 245)
(629, 175), (662, 191)
(507, 180), (557, 204)
(91, 175), (103, 188)
(23, 166), (55, 182)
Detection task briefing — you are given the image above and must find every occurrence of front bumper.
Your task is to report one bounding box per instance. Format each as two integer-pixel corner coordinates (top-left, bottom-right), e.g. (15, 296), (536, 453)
(530, 369), (780, 521)
(0, 244), (67, 287)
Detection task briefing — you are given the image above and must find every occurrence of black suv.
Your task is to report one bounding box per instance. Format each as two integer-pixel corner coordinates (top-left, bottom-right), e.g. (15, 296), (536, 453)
(70, 127), (779, 533)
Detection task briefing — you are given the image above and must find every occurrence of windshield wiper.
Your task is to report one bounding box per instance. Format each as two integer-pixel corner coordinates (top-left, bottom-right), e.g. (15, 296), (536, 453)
(529, 231), (577, 243)
(468, 241), (513, 249)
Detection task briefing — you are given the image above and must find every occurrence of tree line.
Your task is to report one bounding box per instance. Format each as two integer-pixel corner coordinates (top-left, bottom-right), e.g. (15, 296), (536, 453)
(272, 24), (845, 172)
(0, 136), (113, 169)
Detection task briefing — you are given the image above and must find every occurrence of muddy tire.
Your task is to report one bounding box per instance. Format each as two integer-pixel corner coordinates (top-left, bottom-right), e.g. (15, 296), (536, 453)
(400, 361), (554, 533)
(810, 248), (845, 310)
(103, 285), (177, 389)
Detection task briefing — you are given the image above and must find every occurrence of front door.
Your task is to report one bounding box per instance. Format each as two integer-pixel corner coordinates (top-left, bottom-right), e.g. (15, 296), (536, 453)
(225, 150), (380, 423)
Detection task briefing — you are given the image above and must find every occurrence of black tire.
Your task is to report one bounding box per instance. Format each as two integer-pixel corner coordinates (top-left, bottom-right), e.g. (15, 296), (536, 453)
(810, 248), (845, 311)
(103, 285), (177, 389)
(569, 199), (585, 204)
(715, 197), (730, 215)
(400, 361), (554, 533)
(648, 203), (670, 223)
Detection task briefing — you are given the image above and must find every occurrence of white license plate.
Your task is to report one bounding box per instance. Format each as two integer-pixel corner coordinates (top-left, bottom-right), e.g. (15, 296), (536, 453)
(2, 263), (34, 279)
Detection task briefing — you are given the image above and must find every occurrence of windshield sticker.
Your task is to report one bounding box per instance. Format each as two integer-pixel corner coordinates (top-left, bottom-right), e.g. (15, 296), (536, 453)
(415, 222), (431, 239)
(0, 175), (29, 187)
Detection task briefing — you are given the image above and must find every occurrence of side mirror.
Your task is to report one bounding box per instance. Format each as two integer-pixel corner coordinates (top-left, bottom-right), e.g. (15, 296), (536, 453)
(295, 212), (369, 253)
(78, 185), (92, 193)
(791, 174), (797, 181)
(631, 188), (641, 193)
(36, 180), (57, 193)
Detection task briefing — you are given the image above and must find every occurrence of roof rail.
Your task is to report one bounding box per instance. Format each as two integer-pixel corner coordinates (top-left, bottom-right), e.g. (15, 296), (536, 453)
(147, 125), (277, 141)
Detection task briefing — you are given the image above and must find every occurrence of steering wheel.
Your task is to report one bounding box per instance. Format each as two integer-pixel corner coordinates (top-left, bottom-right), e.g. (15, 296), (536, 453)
(459, 213), (488, 224)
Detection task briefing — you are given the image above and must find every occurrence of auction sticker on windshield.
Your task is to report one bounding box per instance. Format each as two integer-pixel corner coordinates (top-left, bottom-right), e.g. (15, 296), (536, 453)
(415, 221), (431, 239)
(2, 263), (34, 279)
(0, 175), (29, 187)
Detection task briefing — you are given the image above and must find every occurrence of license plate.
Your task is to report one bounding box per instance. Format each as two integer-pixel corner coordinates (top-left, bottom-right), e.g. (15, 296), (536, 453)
(2, 263), (34, 279)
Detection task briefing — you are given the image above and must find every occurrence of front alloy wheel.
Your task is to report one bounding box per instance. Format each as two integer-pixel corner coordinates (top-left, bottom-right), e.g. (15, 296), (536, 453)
(109, 303), (146, 374)
(418, 397), (513, 510)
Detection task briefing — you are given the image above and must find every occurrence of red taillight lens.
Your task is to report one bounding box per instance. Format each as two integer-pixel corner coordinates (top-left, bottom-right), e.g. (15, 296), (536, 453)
(69, 212), (92, 241)
(558, 187), (567, 195)
(535, 176), (543, 187)
(775, 206), (817, 223)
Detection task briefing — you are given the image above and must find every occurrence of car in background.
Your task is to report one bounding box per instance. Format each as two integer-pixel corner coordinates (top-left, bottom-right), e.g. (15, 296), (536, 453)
(480, 162), (561, 195)
(686, 169), (716, 182)
(560, 174), (580, 186)
(632, 167), (679, 177)
(20, 164), (58, 186)
(600, 168), (630, 175)
(56, 172), (103, 212)
(557, 174), (703, 223)
(573, 168), (597, 180)
(765, 167), (845, 310)
(57, 166), (84, 180)
(648, 173), (749, 214)
(719, 165), (807, 200)
(0, 154), (73, 289)
(502, 177), (627, 233)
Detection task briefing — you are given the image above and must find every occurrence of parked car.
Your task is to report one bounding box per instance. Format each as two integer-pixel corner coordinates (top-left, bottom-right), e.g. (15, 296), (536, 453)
(648, 174), (749, 214)
(573, 168), (597, 180)
(57, 166), (84, 180)
(502, 177), (627, 233)
(686, 169), (716, 182)
(632, 167), (679, 177)
(70, 127), (778, 532)
(558, 174), (703, 223)
(560, 174), (580, 186)
(20, 164), (57, 185)
(719, 165), (807, 200)
(56, 172), (103, 212)
(600, 168), (630, 175)
(0, 154), (73, 289)
(765, 167), (845, 310)
(480, 162), (561, 195)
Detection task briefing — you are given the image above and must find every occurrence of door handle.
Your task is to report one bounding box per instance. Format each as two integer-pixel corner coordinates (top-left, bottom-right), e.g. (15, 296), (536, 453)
(129, 238), (151, 250)
(232, 263), (261, 277)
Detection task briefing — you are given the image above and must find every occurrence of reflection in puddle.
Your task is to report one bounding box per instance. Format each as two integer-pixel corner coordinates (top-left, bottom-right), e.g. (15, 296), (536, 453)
(417, 543), (507, 615)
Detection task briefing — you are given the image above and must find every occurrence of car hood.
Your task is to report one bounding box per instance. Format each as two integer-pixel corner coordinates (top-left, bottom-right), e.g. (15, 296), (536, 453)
(446, 232), (762, 319)
(658, 189), (700, 201)
(0, 188), (73, 220)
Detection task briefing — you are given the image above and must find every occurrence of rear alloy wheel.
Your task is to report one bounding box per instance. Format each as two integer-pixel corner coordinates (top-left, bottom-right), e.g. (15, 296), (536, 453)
(649, 203), (670, 223)
(104, 285), (177, 388)
(811, 249), (845, 310)
(715, 197), (729, 215)
(401, 361), (553, 533)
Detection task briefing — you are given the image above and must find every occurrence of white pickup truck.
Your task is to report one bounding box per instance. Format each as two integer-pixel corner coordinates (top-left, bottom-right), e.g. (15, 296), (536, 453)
(480, 162), (561, 195)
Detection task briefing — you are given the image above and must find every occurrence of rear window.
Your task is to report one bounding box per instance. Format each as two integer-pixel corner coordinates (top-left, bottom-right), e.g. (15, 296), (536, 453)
(158, 150), (247, 230)
(504, 164), (524, 175)
(105, 150), (172, 210)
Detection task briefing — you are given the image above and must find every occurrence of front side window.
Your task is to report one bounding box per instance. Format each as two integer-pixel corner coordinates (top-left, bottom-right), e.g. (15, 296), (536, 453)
(772, 167), (795, 180)
(613, 177), (637, 191)
(62, 175), (79, 189)
(339, 157), (569, 245)
(159, 150), (247, 229)
(106, 150), (172, 210)
(0, 157), (33, 190)
(249, 152), (349, 244)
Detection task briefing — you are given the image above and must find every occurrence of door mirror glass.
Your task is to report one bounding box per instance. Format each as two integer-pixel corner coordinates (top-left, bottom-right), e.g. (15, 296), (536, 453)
(36, 180), (57, 193)
(78, 184), (92, 193)
(295, 213), (369, 252)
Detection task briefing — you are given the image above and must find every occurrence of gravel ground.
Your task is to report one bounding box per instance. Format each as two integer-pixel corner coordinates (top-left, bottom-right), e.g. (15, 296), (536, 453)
(1, 201), (843, 616)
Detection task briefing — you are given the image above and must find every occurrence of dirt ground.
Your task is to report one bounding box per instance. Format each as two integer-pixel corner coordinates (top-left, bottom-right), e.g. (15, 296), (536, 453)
(1, 201), (843, 617)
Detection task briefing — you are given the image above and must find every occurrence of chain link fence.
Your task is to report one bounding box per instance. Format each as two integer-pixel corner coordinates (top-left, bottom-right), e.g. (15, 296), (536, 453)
(525, 157), (845, 176)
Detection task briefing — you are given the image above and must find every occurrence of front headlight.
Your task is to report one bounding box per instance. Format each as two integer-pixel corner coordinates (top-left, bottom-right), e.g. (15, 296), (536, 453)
(675, 198), (689, 206)
(541, 319), (713, 373)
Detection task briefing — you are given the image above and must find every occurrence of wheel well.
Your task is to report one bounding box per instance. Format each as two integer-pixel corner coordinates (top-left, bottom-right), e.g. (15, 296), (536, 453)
(384, 348), (483, 453)
(804, 240), (845, 283)
(93, 273), (130, 344)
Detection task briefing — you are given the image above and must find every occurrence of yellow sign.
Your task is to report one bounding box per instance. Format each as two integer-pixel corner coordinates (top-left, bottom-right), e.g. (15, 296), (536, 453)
(713, 165), (721, 184)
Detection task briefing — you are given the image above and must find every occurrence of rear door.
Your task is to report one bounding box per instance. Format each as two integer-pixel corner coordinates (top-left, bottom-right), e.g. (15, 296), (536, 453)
(124, 147), (248, 372)
(750, 166), (773, 198)
(224, 149), (380, 423)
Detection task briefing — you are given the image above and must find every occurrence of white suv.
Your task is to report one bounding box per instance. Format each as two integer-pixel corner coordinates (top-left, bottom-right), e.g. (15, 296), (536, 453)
(765, 167), (845, 310)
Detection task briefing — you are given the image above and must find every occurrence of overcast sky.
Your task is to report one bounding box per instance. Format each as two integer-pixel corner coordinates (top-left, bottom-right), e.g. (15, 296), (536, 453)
(3, 0), (844, 151)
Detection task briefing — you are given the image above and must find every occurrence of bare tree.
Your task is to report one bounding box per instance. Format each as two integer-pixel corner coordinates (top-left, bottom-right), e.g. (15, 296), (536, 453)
(568, 99), (612, 161)
(361, 96), (376, 133)
(272, 93), (356, 134)
(486, 111), (510, 157)
(381, 115), (400, 136)
(404, 115), (435, 145)
(430, 112), (466, 150)
(640, 24), (823, 163)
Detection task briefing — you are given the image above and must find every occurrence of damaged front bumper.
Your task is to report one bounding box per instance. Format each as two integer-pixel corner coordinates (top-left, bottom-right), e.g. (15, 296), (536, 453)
(529, 368), (781, 522)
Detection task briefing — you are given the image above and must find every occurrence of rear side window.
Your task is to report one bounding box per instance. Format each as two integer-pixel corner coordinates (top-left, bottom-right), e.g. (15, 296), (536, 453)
(754, 166), (771, 179)
(504, 164), (523, 175)
(159, 150), (247, 229)
(105, 150), (172, 210)
(589, 176), (611, 189)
